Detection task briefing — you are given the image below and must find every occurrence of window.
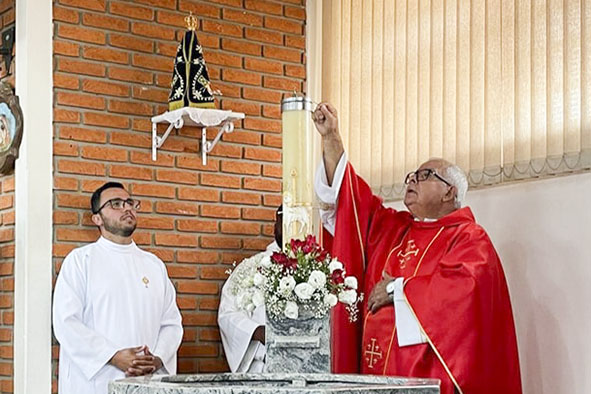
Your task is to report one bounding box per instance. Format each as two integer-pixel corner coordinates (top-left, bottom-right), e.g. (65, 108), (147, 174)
(319, 0), (591, 200)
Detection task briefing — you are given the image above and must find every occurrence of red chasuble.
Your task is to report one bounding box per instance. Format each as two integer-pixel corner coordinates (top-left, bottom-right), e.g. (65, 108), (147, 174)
(329, 163), (522, 394)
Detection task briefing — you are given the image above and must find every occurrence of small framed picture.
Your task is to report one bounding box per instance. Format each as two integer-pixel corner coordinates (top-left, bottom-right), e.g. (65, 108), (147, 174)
(0, 82), (23, 174)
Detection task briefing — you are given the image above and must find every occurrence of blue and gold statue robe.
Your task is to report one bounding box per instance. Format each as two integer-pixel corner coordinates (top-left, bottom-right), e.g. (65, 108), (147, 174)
(168, 30), (215, 110)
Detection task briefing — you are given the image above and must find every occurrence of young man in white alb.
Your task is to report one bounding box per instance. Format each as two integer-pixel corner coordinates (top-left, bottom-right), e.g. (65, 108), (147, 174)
(53, 182), (183, 394)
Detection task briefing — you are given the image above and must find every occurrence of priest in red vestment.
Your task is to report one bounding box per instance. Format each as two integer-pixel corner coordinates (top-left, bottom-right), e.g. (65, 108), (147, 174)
(312, 102), (522, 394)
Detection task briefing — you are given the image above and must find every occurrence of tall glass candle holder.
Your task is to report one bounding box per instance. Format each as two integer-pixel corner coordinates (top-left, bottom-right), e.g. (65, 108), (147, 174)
(281, 96), (316, 243)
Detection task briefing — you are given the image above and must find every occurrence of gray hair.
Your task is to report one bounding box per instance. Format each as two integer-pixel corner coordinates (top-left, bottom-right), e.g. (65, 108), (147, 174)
(443, 164), (468, 208)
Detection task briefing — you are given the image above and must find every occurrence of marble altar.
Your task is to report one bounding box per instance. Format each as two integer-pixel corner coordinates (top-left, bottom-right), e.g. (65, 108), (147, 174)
(265, 313), (330, 373)
(109, 373), (440, 393)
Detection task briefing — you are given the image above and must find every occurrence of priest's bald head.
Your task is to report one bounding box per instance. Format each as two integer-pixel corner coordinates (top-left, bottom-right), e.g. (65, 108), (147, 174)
(403, 158), (468, 221)
(90, 182), (139, 243)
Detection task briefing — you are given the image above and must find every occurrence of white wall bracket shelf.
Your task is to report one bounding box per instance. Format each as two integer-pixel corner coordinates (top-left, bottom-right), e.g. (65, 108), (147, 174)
(151, 107), (245, 165)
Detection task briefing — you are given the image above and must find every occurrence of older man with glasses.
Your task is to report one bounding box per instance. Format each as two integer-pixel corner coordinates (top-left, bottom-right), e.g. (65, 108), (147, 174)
(53, 182), (183, 394)
(313, 103), (521, 394)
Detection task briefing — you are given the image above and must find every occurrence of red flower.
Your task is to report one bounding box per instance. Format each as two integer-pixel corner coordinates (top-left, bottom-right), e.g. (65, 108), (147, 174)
(290, 238), (305, 252)
(303, 235), (320, 254)
(271, 252), (289, 265)
(271, 251), (298, 272)
(302, 243), (315, 254)
(289, 235), (322, 254)
(316, 250), (329, 262)
(331, 269), (344, 284)
(286, 258), (298, 271)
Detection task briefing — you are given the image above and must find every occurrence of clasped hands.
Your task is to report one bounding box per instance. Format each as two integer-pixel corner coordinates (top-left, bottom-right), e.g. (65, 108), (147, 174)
(110, 345), (163, 377)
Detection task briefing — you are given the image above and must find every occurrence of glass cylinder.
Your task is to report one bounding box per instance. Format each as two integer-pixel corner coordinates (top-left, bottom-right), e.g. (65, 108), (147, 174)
(281, 97), (315, 244)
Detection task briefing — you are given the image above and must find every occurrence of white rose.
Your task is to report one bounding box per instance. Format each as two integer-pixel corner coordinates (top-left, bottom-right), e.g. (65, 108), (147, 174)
(308, 270), (327, 289)
(252, 290), (265, 307)
(338, 289), (357, 305)
(344, 276), (358, 290)
(323, 293), (338, 307)
(284, 301), (299, 319)
(328, 259), (343, 273)
(278, 276), (296, 295)
(294, 282), (315, 300)
(259, 255), (272, 268)
(253, 272), (266, 287)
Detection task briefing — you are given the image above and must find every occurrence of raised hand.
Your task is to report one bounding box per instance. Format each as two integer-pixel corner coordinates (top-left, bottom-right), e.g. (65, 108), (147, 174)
(311, 102), (344, 185)
(312, 102), (339, 137)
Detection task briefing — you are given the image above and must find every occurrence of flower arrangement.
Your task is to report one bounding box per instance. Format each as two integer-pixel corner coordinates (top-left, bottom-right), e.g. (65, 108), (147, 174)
(230, 235), (361, 322)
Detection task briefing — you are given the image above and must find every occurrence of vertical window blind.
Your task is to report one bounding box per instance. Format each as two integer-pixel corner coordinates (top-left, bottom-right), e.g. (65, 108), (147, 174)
(320, 0), (591, 200)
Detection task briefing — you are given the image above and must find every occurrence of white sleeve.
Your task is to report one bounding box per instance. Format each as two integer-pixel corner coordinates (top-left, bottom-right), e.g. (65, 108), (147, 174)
(314, 152), (348, 235)
(392, 278), (427, 347)
(52, 252), (120, 380)
(152, 266), (183, 375)
(235, 340), (263, 373)
(218, 271), (264, 373)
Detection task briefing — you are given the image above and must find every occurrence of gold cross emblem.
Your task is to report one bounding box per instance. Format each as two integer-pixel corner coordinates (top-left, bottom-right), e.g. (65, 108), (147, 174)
(397, 239), (419, 269)
(142, 276), (149, 288)
(364, 338), (383, 369)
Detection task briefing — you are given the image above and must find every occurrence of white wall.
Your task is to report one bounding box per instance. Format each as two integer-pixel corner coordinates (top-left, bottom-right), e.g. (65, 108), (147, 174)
(14, 0), (53, 393)
(387, 172), (591, 394)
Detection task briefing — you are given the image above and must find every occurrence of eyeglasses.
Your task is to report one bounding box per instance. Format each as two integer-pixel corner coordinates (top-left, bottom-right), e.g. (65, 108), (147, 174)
(96, 198), (141, 213)
(404, 168), (452, 186)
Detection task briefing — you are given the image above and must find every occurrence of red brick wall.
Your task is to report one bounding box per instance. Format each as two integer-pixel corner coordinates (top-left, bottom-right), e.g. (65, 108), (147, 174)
(0, 2), (14, 85)
(0, 173), (14, 394)
(0, 0), (15, 392)
(52, 0), (305, 391)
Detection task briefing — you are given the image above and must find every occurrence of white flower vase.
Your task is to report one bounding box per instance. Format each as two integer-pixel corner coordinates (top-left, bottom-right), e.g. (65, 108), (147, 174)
(264, 308), (331, 373)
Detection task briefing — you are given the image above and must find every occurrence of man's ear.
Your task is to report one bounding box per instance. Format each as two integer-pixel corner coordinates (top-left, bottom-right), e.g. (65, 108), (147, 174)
(91, 213), (103, 227)
(442, 185), (456, 204)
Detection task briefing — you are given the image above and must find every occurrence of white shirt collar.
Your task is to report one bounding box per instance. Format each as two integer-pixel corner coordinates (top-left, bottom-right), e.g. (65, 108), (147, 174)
(97, 236), (137, 253)
(413, 217), (438, 223)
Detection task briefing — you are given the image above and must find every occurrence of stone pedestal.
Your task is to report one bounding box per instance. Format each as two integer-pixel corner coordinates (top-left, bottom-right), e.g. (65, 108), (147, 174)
(265, 313), (330, 373)
(109, 373), (440, 393)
